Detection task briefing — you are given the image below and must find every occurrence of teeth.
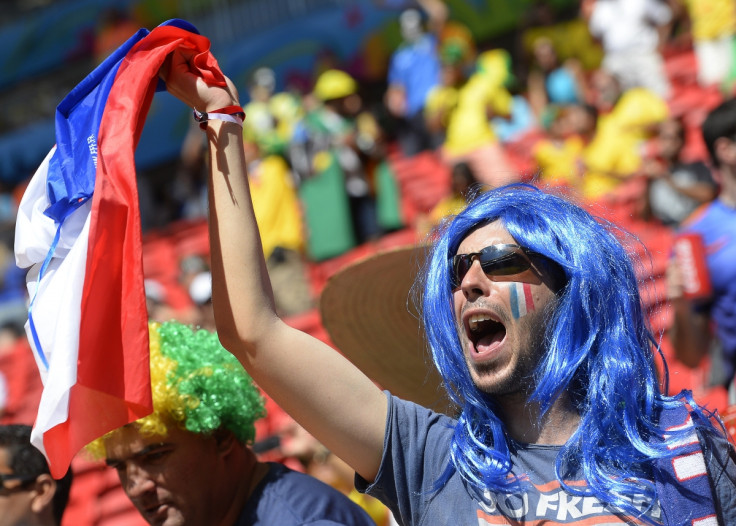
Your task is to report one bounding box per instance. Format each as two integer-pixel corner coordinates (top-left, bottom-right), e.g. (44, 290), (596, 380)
(468, 313), (492, 332)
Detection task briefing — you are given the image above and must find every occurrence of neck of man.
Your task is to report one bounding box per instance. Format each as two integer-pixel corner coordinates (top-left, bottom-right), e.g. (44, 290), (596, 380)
(217, 446), (270, 526)
(36, 510), (55, 526)
(495, 392), (580, 446)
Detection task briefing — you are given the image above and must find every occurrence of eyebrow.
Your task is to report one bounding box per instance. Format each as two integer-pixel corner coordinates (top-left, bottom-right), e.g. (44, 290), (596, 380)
(105, 442), (171, 467)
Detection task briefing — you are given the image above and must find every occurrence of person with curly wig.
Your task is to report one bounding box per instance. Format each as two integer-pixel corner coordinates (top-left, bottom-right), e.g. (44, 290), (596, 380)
(88, 321), (374, 526)
(161, 48), (736, 525)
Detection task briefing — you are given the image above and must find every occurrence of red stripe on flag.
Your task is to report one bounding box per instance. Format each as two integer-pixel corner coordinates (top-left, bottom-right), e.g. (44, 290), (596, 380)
(523, 282), (535, 311)
(41, 25), (226, 478)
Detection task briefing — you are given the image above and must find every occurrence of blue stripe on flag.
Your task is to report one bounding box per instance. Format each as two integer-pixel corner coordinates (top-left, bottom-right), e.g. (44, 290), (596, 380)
(510, 283), (520, 319)
(44, 28), (150, 224)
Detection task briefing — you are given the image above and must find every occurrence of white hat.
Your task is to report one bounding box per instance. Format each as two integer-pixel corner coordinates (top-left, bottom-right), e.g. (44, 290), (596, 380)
(189, 271), (212, 305)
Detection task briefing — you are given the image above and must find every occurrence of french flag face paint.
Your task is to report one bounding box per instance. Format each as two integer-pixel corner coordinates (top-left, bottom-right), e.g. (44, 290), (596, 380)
(509, 282), (535, 319)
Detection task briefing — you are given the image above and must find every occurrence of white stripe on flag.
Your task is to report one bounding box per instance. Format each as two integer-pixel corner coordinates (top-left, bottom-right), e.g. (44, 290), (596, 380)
(15, 147), (91, 459)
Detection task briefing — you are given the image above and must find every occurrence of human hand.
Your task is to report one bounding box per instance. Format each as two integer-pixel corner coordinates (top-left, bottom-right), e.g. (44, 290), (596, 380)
(666, 256), (685, 301)
(160, 48), (240, 113)
(642, 158), (666, 179)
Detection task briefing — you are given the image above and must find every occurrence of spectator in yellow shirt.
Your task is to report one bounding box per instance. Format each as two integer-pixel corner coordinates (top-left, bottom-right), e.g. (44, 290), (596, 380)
(440, 49), (518, 189)
(533, 104), (597, 192)
(674, 0), (736, 88)
(579, 70), (669, 201)
(417, 161), (480, 237)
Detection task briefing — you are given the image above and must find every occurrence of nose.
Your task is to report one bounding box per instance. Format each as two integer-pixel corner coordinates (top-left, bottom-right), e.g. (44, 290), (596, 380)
(123, 464), (156, 499)
(460, 258), (490, 299)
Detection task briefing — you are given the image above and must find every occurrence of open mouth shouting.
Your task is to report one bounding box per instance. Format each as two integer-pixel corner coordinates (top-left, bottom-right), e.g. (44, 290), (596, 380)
(464, 310), (508, 361)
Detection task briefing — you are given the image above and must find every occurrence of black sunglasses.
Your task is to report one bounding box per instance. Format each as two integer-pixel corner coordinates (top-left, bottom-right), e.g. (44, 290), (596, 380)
(0, 473), (38, 491)
(450, 244), (544, 288)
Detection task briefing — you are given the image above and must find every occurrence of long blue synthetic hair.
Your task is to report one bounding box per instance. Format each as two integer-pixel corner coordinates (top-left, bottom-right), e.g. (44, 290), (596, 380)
(420, 183), (718, 523)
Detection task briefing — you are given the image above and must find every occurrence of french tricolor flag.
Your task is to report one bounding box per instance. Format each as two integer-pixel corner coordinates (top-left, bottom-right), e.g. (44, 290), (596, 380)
(13, 20), (226, 478)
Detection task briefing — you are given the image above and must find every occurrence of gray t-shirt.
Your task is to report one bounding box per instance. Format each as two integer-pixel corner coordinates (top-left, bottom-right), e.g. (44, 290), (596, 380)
(357, 393), (736, 525)
(648, 161), (716, 226)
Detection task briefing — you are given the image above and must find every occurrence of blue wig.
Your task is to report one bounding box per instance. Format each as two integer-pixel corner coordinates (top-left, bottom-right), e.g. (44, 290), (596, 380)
(420, 184), (717, 523)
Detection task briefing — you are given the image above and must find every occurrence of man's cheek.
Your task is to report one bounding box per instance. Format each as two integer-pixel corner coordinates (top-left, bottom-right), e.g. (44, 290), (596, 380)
(508, 282), (535, 319)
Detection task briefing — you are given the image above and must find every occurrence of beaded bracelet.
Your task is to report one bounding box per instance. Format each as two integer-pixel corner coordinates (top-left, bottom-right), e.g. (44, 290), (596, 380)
(193, 105), (245, 130)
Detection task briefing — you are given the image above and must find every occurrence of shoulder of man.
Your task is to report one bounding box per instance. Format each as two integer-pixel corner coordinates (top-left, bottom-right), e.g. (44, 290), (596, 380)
(238, 463), (374, 526)
(653, 400), (735, 525)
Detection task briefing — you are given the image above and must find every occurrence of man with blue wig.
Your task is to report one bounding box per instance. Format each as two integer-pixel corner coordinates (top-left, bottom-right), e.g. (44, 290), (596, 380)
(162, 48), (736, 525)
(87, 321), (375, 526)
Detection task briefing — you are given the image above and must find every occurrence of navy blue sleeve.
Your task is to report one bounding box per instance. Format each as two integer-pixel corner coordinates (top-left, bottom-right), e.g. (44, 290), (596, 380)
(355, 392), (456, 526)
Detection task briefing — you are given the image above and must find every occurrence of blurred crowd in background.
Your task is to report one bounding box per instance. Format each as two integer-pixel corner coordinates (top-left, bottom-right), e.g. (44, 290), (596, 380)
(1, 0), (736, 524)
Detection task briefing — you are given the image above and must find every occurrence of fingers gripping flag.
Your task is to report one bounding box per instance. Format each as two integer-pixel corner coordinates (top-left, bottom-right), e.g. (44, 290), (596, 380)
(14, 20), (227, 478)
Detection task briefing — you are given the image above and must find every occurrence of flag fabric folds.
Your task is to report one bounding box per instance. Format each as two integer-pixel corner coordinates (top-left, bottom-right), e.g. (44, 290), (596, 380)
(14, 19), (227, 478)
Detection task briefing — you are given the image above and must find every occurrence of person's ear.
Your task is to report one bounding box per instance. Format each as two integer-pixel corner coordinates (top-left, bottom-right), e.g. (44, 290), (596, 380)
(29, 474), (56, 514)
(213, 429), (237, 456)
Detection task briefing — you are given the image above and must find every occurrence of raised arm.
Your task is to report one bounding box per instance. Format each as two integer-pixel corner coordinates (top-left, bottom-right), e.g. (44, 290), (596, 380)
(162, 50), (387, 481)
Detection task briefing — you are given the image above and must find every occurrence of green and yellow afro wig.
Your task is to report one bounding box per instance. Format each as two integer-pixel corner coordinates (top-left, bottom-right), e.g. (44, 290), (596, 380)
(88, 321), (265, 457)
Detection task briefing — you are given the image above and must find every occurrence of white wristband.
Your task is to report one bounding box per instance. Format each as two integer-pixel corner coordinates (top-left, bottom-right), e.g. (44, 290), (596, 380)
(193, 107), (245, 129)
(203, 113), (244, 126)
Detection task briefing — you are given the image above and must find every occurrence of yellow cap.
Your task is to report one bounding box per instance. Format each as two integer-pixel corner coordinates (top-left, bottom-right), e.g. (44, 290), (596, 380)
(313, 69), (358, 101)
